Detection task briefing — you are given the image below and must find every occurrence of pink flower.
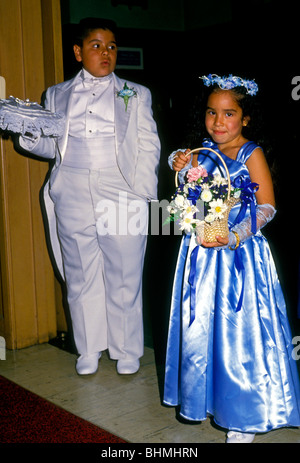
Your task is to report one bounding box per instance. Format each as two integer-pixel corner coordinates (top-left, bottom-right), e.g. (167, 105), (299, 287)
(187, 165), (208, 182)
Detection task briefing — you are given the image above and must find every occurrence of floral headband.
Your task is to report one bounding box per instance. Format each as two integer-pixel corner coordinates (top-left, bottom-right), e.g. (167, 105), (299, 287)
(200, 74), (258, 96)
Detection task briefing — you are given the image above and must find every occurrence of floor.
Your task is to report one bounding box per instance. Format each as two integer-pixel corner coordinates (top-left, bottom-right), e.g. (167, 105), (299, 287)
(1, 342), (300, 444)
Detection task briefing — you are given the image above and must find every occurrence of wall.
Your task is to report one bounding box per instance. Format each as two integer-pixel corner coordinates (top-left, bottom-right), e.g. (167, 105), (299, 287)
(61, 0), (233, 31)
(0, 0), (64, 349)
(61, 0), (185, 31)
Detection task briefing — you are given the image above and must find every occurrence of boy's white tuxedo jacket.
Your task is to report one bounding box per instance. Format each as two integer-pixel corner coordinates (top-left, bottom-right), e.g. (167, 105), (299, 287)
(20, 71), (161, 278)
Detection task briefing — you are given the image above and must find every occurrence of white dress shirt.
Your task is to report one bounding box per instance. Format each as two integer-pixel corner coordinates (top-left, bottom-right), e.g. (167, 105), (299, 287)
(69, 68), (115, 138)
(63, 69), (117, 169)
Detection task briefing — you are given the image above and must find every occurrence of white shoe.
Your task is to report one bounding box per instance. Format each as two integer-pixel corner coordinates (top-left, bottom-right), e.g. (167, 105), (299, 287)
(117, 358), (140, 375)
(76, 352), (102, 375)
(226, 431), (255, 443)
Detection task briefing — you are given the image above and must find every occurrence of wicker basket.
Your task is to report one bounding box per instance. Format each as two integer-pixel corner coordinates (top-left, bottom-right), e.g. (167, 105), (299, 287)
(175, 147), (240, 243)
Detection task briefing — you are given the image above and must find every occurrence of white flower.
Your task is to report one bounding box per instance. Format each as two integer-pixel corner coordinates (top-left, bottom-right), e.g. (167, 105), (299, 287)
(183, 182), (195, 194)
(183, 185), (190, 194)
(180, 204), (198, 217)
(233, 189), (241, 198)
(212, 174), (227, 186)
(179, 214), (196, 232)
(204, 213), (215, 223)
(200, 189), (213, 202)
(167, 204), (176, 214)
(174, 194), (186, 208)
(208, 198), (228, 219)
(201, 183), (210, 189)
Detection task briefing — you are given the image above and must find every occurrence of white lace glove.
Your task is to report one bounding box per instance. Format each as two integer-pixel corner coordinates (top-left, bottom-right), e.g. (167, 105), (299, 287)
(168, 149), (191, 184)
(228, 203), (276, 248)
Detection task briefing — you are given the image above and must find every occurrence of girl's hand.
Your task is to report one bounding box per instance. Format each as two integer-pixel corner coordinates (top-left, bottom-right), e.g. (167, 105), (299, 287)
(172, 149), (191, 171)
(196, 235), (229, 248)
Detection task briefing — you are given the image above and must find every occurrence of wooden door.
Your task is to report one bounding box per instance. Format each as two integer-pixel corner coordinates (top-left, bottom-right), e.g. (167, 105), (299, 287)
(0, 0), (66, 349)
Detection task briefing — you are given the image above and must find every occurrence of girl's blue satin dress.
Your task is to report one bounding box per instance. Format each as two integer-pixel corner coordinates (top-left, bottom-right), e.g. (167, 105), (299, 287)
(163, 139), (300, 433)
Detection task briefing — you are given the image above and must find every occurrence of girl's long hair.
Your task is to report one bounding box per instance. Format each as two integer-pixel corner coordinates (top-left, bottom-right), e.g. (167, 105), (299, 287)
(183, 82), (277, 186)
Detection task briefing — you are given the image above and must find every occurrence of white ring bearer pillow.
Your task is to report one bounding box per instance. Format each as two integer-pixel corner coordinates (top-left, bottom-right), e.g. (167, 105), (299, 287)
(0, 96), (65, 138)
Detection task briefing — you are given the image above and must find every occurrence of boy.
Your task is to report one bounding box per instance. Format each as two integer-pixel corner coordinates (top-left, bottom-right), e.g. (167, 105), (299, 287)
(18, 17), (160, 375)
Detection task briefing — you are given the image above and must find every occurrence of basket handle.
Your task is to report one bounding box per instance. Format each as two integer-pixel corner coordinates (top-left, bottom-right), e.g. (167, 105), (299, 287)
(174, 147), (231, 200)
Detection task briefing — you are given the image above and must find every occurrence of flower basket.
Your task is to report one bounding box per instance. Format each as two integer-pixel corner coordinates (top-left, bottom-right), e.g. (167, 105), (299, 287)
(171, 147), (241, 242)
(197, 195), (240, 242)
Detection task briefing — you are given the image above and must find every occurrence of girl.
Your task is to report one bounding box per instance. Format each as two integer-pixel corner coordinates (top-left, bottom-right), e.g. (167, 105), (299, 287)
(163, 74), (300, 443)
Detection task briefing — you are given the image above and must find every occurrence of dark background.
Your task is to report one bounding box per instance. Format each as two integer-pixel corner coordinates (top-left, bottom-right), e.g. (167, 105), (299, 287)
(59, 0), (300, 364)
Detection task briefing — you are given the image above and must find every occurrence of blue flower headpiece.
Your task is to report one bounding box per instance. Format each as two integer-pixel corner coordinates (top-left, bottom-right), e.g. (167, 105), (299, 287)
(200, 74), (258, 96)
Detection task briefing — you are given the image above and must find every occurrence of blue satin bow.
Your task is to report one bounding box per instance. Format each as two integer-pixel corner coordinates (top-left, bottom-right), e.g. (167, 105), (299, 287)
(232, 176), (259, 234)
(187, 185), (202, 205)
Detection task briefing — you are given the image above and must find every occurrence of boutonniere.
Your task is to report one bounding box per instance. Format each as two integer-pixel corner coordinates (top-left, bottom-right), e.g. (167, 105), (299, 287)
(116, 82), (137, 111)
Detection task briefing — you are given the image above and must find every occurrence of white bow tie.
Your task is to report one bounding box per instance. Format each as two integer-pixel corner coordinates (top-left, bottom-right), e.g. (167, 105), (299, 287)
(82, 73), (112, 88)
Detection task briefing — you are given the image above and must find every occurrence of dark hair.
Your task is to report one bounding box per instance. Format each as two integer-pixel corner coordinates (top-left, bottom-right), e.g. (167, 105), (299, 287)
(183, 80), (277, 187)
(74, 17), (117, 47)
(184, 83), (264, 147)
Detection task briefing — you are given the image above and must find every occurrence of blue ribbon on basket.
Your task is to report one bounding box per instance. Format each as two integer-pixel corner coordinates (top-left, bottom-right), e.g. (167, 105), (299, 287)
(231, 177), (258, 312)
(188, 245), (199, 326)
(232, 176), (259, 233)
(187, 185), (202, 205)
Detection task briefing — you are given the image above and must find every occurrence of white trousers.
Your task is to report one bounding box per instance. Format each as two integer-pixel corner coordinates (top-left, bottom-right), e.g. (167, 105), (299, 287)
(50, 164), (148, 359)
